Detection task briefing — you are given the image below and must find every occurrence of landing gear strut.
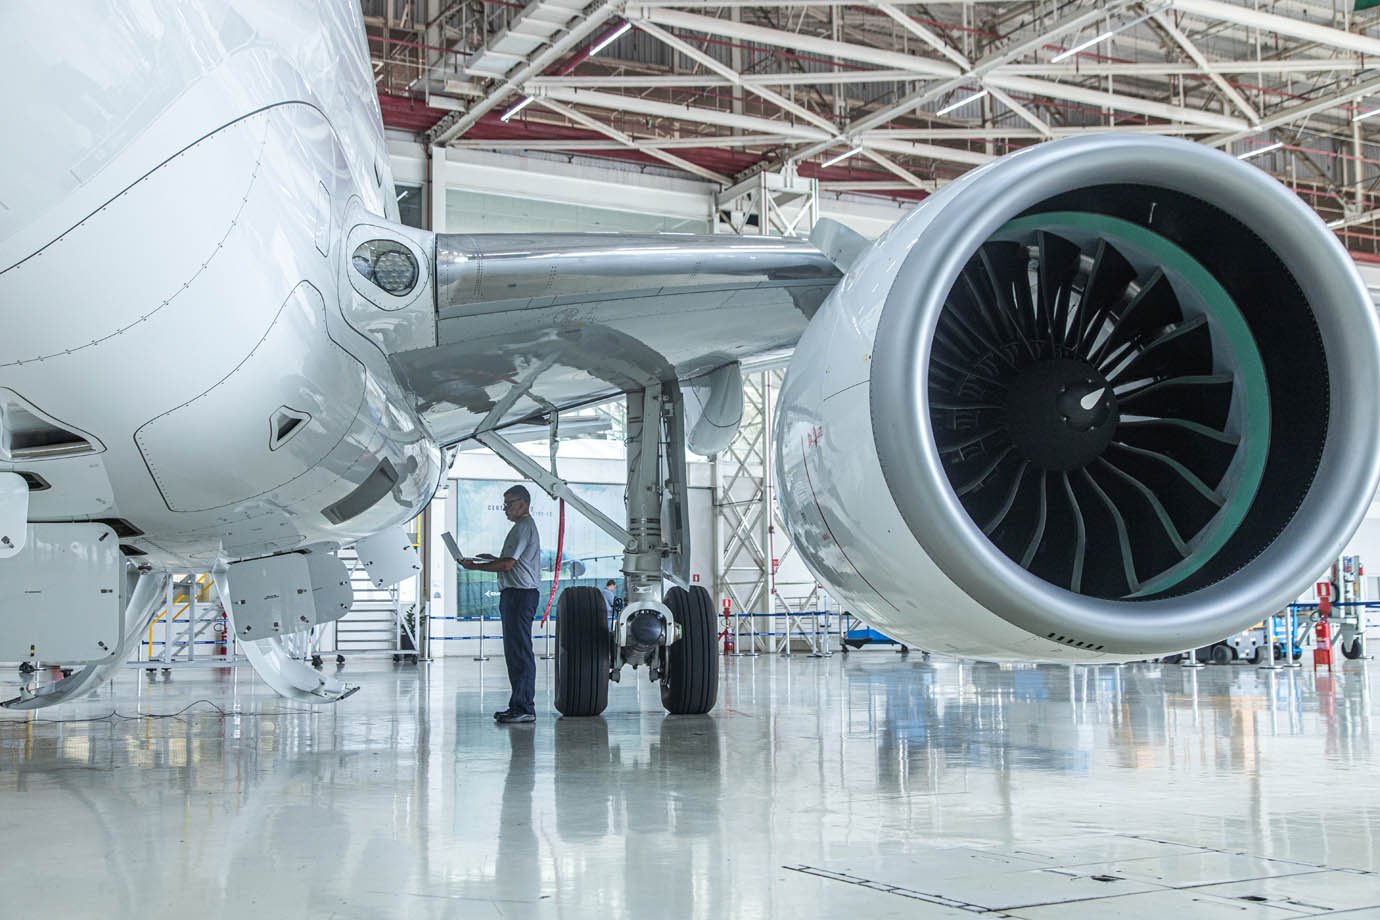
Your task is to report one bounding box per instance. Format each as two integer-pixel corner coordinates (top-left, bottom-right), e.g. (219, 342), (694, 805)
(480, 384), (719, 716)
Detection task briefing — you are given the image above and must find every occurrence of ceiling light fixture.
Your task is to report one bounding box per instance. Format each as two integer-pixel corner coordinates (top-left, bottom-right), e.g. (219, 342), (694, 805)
(821, 146), (865, 168)
(589, 21), (632, 56)
(1355, 107), (1380, 123)
(500, 96), (535, 122)
(1238, 141), (1283, 160)
(935, 88), (988, 116)
(1052, 7), (1165, 63)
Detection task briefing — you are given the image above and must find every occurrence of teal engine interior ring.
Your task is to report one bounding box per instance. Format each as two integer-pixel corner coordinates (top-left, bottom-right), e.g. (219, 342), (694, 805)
(927, 210), (1269, 600)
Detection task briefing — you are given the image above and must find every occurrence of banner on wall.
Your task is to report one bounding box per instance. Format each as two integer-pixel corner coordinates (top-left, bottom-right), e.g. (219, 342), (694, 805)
(452, 479), (626, 616)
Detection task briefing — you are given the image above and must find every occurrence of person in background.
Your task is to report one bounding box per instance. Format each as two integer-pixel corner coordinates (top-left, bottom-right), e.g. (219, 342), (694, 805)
(460, 485), (541, 724)
(602, 579), (617, 614)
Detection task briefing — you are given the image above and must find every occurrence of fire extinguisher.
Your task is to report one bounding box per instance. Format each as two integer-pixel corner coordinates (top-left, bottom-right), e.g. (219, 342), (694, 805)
(721, 598), (734, 654)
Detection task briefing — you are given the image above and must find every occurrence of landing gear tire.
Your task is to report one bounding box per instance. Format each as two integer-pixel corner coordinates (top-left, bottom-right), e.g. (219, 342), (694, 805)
(661, 586), (719, 715)
(1343, 637), (1365, 660)
(554, 586), (610, 717)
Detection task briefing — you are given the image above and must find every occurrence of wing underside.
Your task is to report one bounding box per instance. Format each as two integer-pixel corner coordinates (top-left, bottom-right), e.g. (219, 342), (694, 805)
(387, 231), (844, 446)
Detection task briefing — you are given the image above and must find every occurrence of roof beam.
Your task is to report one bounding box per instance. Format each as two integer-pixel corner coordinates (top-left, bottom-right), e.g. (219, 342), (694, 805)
(630, 7), (960, 78)
(530, 96), (733, 183)
(873, 2), (972, 69)
(1172, 0), (1380, 59)
(428, 1), (619, 146)
(1150, 11), (1260, 125)
(1207, 72), (1380, 145)
(537, 86), (994, 166)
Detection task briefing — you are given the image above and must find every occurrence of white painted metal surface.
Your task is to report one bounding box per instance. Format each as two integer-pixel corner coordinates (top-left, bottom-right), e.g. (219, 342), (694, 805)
(0, 524), (122, 663)
(353, 527), (422, 590)
(0, 472), (26, 558)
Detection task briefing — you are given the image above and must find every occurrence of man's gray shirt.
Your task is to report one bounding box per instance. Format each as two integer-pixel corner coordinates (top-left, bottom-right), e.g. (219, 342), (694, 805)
(498, 515), (541, 591)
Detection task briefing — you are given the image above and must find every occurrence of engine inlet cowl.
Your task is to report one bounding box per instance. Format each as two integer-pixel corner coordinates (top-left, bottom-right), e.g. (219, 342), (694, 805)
(777, 135), (1380, 660)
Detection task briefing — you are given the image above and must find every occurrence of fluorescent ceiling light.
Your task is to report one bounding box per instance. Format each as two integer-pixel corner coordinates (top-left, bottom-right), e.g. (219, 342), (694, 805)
(1356, 107), (1380, 123)
(936, 88), (987, 116)
(821, 146), (864, 168)
(1052, 7), (1163, 63)
(589, 21), (632, 56)
(1237, 141), (1283, 160)
(500, 96), (535, 122)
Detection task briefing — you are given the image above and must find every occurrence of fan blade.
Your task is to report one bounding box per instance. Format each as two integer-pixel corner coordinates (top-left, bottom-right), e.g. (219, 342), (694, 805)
(1105, 443), (1222, 543)
(1027, 470), (1083, 589)
(980, 243), (1037, 357)
(1075, 239), (1138, 357)
(1078, 468), (1140, 595)
(1114, 419), (1239, 490)
(936, 423), (1005, 455)
(1062, 472), (1087, 593)
(1090, 269), (1183, 368)
(930, 352), (1009, 392)
(1117, 373), (1234, 431)
(1019, 471), (1049, 568)
(1108, 314), (1213, 384)
(1095, 458), (1189, 558)
(1038, 232), (1081, 354)
(982, 461), (1031, 535)
(953, 444), (1017, 495)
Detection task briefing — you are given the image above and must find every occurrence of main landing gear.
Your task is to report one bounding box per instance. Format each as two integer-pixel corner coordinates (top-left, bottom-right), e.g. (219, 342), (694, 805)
(481, 383), (720, 718)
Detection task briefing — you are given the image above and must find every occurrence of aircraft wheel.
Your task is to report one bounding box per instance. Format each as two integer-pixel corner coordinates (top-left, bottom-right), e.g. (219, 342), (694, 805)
(661, 586), (719, 715)
(1343, 637), (1365, 660)
(554, 587), (610, 717)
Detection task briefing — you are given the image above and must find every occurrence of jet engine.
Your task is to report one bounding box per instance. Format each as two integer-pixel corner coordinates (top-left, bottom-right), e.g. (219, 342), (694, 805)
(777, 134), (1380, 661)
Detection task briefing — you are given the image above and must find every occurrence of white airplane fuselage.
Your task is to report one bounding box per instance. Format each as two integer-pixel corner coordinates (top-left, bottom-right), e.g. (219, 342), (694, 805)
(0, 1), (443, 569)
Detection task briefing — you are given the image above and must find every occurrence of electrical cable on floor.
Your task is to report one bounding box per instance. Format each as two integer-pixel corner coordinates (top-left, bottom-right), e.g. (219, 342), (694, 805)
(0, 699), (322, 725)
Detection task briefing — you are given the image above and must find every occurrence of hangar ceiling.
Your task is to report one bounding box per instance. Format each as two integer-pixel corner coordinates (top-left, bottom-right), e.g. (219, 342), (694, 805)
(363, 1), (1380, 259)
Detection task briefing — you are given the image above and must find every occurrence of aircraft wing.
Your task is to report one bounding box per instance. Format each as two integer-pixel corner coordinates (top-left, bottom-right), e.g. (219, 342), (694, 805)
(380, 230), (847, 447)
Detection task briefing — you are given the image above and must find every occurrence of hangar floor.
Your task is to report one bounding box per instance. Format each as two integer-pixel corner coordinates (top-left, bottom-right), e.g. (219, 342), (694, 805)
(0, 651), (1377, 919)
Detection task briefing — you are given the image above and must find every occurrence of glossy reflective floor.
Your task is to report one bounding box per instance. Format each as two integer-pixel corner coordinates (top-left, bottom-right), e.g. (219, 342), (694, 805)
(1, 651), (1378, 919)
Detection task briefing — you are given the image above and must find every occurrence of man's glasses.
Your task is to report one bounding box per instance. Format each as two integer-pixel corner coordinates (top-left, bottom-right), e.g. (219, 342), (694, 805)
(502, 499), (520, 508)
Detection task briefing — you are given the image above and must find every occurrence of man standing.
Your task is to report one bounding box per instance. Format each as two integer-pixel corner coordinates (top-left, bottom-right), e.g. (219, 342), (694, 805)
(602, 579), (617, 614)
(460, 485), (541, 724)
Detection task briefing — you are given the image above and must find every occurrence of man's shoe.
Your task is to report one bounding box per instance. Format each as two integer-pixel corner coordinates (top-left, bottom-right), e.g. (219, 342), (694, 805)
(493, 709), (516, 720)
(496, 711), (536, 724)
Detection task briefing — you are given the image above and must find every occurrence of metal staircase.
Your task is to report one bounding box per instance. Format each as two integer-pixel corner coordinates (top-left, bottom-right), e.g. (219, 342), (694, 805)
(326, 548), (411, 659)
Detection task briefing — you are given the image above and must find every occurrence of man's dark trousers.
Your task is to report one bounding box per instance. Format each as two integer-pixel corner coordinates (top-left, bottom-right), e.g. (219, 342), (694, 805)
(499, 587), (540, 715)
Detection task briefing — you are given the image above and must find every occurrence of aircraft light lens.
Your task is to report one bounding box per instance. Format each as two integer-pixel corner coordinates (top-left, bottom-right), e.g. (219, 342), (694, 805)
(352, 240), (419, 296)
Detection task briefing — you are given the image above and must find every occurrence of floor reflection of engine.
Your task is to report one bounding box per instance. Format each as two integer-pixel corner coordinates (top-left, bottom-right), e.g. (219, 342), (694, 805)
(549, 715), (723, 917)
(850, 658), (1185, 794)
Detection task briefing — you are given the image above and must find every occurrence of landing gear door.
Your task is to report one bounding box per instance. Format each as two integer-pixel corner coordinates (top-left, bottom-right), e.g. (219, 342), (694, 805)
(0, 523), (122, 663)
(305, 551), (353, 626)
(354, 527), (421, 588)
(227, 553), (315, 639)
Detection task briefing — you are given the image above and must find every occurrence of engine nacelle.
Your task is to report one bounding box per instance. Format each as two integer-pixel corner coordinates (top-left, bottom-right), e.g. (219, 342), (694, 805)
(778, 134), (1380, 661)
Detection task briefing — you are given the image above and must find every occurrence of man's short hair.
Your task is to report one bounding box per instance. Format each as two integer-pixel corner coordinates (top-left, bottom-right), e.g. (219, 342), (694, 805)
(504, 484), (531, 504)
(605, 580), (616, 588)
